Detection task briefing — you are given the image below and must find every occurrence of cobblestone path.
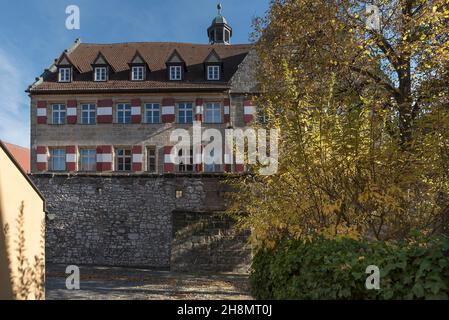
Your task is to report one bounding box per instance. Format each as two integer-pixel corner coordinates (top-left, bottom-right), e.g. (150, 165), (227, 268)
(46, 264), (252, 300)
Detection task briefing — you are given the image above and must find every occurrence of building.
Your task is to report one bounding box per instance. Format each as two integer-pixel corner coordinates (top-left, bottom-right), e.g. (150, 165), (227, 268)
(1, 142), (31, 173)
(27, 4), (258, 175)
(0, 141), (45, 300)
(28, 4), (256, 271)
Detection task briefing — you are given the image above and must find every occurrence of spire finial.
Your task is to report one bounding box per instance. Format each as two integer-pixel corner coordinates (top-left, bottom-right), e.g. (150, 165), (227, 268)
(217, 3), (222, 16)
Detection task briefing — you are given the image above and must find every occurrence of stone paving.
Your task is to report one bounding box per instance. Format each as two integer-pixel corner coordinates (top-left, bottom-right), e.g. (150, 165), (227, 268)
(45, 264), (252, 300)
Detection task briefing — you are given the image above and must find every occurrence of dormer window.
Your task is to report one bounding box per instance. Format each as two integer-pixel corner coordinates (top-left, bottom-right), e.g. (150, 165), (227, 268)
(59, 68), (72, 82)
(207, 65), (220, 81)
(91, 52), (113, 82)
(169, 65), (182, 81)
(132, 66), (145, 81)
(94, 67), (108, 82)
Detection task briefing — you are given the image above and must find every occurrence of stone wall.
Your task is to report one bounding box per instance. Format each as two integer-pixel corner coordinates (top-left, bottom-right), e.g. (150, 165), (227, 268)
(171, 211), (251, 273)
(31, 174), (251, 272)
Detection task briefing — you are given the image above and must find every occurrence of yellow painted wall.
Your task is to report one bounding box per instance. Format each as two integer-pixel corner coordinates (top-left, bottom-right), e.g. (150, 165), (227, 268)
(0, 146), (45, 300)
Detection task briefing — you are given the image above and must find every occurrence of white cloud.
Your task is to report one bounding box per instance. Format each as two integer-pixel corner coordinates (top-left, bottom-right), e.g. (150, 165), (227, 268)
(0, 48), (30, 148)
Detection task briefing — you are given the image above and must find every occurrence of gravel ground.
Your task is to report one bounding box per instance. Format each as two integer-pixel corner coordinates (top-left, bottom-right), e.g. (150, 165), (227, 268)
(45, 264), (252, 300)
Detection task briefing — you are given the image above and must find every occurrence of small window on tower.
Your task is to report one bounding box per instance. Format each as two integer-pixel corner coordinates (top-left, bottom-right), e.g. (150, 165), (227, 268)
(216, 29), (223, 42)
(225, 30), (230, 43)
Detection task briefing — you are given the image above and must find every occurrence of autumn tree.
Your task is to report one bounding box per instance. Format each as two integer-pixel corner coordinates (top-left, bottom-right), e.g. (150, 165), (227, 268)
(228, 0), (449, 247)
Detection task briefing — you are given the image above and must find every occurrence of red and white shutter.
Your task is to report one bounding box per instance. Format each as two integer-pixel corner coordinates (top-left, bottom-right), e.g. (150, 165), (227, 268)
(235, 164), (245, 173)
(195, 145), (203, 173)
(96, 145), (113, 172)
(67, 100), (77, 124)
(224, 152), (233, 173)
(97, 99), (113, 123)
(162, 98), (176, 123)
(37, 101), (47, 124)
(164, 146), (175, 173)
(66, 146), (77, 172)
(244, 100), (256, 124)
(223, 98), (231, 123)
(132, 145), (143, 172)
(131, 99), (142, 124)
(36, 146), (48, 171)
(195, 98), (203, 122)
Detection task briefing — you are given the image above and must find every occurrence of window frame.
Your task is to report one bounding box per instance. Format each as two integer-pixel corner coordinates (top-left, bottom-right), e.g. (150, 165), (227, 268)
(131, 66), (145, 81)
(115, 147), (132, 172)
(177, 102), (193, 124)
(58, 67), (72, 82)
(144, 103), (161, 124)
(116, 103), (132, 124)
(204, 149), (222, 173)
(169, 65), (182, 81)
(177, 148), (194, 173)
(204, 102), (222, 124)
(81, 103), (96, 125)
(52, 104), (66, 125)
(49, 148), (66, 172)
(79, 148), (97, 172)
(147, 146), (157, 173)
(207, 65), (220, 81)
(94, 67), (108, 82)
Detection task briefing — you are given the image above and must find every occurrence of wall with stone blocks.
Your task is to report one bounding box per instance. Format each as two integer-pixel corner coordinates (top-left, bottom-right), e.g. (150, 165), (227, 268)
(171, 211), (251, 273)
(31, 174), (251, 272)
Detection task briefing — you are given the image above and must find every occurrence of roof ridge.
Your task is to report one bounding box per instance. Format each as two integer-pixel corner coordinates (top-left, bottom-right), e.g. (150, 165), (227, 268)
(78, 41), (253, 46)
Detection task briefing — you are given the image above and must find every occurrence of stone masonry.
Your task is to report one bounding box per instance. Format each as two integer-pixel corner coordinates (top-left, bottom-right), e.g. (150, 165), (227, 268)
(31, 174), (251, 272)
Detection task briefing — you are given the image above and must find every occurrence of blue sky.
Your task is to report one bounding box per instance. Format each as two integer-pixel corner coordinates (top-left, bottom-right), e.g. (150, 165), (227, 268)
(0, 0), (269, 147)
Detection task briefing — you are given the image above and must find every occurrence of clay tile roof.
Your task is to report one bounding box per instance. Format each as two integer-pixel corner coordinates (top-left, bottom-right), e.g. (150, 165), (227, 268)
(1, 141), (30, 173)
(30, 42), (253, 93)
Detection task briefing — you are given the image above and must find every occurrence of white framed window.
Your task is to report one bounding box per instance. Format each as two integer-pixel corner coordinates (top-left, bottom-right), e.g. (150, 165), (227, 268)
(81, 104), (96, 124)
(52, 104), (66, 125)
(178, 102), (193, 124)
(147, 147), (157, 173)
(116, 148), (132, 171)
(177, 148), (194, 173)
(79, 149), (96, 172)
(132, 66), (145, 81)
(145, 103), (160, 124)
(169, 65), (182, 80)
(204, 149), (222, 173)
(94, 67), (107, 81)
(204, 102), (222, 123)
(117, 104), (132, 124)
(58, 68), (71, 82)
(49, 148), (66, 171)
(207, 65), (220, 80)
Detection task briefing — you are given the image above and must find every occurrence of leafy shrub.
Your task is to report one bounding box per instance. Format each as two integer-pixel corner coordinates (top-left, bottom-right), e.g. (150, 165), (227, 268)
(250, 235), (449, 300)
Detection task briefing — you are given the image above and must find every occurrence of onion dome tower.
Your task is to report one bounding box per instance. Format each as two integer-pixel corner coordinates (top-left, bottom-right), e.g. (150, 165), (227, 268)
(207, 3), (233, 45)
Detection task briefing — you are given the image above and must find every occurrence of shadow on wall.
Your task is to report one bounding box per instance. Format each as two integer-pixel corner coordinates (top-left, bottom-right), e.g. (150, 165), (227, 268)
(0, 192), (14, 299)
(0, 200), (45, 300)
(171, 211), (252, 274)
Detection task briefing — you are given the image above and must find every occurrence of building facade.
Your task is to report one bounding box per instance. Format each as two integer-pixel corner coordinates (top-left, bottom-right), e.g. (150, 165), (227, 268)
(28, 6), (256, 271)
(28, 8), (258, 175)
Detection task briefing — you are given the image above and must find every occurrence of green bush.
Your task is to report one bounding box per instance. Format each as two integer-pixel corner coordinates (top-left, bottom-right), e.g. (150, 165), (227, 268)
(250, 235), (449, 300)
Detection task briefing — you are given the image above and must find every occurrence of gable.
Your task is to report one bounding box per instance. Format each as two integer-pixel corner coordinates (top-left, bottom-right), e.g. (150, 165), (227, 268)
(93, 54), (107, 65)
(204, 50), (221, 63)
(167, 50), (184, 64)
(131, 54), (145, 64)
(58, 56), (72, 66)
